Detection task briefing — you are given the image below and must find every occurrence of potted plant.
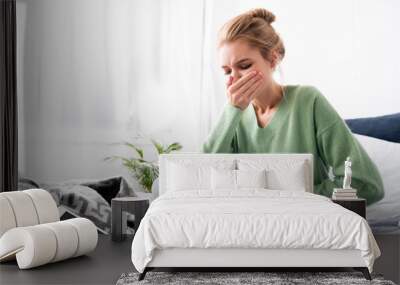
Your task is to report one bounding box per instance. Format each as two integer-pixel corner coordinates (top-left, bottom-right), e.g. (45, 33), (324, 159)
(105, 139), (182, 193)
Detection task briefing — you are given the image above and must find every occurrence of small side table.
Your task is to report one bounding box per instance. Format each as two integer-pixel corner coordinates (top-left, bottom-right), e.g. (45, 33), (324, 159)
(332, 198), (366, 218)
(111, 197), (149, 242)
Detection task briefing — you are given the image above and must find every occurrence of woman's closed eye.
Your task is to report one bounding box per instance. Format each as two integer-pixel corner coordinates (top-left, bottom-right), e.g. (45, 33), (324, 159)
(240, 63), (252, 69)
(224, 64), (252, 75)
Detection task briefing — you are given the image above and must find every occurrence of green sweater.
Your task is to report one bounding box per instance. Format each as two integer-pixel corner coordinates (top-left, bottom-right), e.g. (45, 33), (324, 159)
(202, 85), (384, 205)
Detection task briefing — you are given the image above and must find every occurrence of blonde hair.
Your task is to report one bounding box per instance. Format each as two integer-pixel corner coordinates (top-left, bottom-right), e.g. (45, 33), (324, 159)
(217, 8), (285, 66)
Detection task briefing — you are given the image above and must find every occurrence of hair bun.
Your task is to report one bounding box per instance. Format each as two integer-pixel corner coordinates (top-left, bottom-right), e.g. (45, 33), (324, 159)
(248, 8), (275, 24)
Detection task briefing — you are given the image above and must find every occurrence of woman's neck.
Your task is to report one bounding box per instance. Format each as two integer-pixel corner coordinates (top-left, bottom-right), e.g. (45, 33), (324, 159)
(252, 81), (283, 113)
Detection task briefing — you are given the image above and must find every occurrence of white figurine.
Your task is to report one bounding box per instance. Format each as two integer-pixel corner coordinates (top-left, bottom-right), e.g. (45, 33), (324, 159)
(343, 156), (352, 189)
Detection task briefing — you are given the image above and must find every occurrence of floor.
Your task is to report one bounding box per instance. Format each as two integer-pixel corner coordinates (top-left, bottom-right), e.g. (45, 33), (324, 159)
(1, 234), (398, 285)
(0, 234), (134, 285)
(373, 234), (400, 284)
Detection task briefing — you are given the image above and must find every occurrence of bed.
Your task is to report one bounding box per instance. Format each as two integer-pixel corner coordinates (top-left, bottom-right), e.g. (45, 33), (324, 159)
(130, 153), (380, 281)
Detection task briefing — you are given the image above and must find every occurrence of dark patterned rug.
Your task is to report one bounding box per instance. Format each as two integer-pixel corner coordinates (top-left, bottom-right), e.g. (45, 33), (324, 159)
(116, 271), (396, 285)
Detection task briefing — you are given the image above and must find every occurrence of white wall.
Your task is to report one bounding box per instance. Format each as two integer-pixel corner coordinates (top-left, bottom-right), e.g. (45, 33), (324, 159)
(17, 0), (400, 183)
(207, 0), (400, 118)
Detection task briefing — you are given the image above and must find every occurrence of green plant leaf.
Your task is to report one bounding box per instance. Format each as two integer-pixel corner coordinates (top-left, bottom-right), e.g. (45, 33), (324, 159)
(122, 142), (144, 159)
(104, 155), (130, 162)
(105, 138), (182, 193)
(151, 139), (164, 155)
(165, 142), (183, 153)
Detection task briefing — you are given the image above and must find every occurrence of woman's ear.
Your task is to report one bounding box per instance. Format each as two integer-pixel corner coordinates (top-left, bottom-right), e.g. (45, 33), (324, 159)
(268, 50), (280, 71)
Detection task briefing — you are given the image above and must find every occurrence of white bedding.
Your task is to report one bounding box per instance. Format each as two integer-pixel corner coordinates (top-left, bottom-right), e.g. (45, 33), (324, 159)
(131, 189), (380, 273)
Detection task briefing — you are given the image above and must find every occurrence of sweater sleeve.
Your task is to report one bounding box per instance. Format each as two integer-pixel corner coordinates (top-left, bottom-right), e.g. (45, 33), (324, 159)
(202, 103), (243, 153)
(312, 88), (384, 205)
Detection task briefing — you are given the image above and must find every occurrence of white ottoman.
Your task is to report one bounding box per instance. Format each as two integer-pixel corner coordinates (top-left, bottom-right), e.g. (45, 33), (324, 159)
(0, 189), (98, 269)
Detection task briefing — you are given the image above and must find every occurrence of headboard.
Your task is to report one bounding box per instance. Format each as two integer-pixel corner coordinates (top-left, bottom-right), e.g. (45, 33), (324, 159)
(158, 153), (314, 195)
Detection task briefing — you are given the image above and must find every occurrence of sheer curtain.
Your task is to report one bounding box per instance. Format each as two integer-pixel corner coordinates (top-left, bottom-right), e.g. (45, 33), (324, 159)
(17, 0), (400, 183)
(17, 0), (219, 183)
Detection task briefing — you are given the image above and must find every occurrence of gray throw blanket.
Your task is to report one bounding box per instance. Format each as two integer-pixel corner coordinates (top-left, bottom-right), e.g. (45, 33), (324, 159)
(18, 176), (151, 234)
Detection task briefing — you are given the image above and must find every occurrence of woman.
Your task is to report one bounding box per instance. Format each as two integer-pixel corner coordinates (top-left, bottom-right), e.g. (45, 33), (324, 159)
(202, 8), (384, 205)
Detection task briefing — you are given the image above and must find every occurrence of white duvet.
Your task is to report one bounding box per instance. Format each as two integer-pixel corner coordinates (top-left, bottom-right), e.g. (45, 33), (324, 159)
(131, 189), (380, 273)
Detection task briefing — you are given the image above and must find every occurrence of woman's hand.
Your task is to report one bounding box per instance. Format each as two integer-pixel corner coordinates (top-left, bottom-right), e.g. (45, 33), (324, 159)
(226, 70), (264, 110)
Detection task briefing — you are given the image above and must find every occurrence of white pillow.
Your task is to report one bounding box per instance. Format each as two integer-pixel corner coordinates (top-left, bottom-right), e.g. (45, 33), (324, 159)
(211, 168), (236, 190)
(167, 162), (210, 191)
(166, 159), (235, 192)
(237, 158), (308, 192)
(267, 163), (306, 191)
(354, 134), (400, 198)
(354, 134), (400, 227)
(236, 169), (268, 189)
(211, 168), (268, 190)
